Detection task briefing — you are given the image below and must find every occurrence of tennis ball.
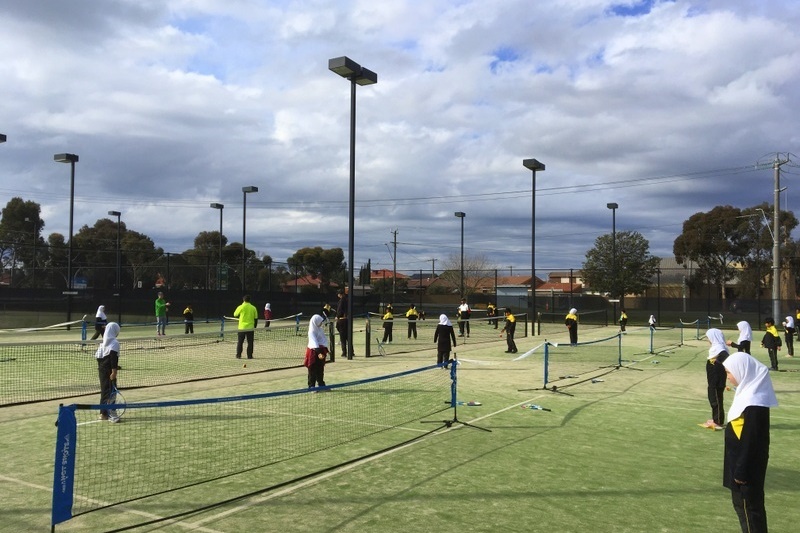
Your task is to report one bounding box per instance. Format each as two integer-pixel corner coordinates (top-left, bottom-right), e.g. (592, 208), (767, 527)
(242, 364), (247, 368)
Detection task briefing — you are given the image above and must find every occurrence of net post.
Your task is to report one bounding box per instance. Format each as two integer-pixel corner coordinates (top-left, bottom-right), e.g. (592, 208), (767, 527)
(680, 322), (685, 346)
(536, 312), (541, 336)
(219, 316), (225, 337)
(617, 332), (622, 366)
(51, 404), (78, 530)
(543, 340), (549, 388)
(365, 318), (371, 357)
(80, 319), (87, 341)
(523, 313), (528, 337)
(649, 326), (654, 354)
(696, 321), (700, 340)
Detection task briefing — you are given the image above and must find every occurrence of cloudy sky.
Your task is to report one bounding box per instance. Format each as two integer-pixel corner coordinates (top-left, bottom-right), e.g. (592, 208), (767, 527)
(1, 0), (798, 277)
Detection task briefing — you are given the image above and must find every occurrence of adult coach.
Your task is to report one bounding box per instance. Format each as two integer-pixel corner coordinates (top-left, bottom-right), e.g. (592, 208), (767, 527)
(336, 288), (352, 359)
(234, 295), (258, 359)
(154, 292), (170, 336)
(565, 308), (578, 346)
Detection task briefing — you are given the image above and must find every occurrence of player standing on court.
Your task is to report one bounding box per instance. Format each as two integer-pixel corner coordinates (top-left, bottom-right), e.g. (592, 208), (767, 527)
(233, 295), (258, 359)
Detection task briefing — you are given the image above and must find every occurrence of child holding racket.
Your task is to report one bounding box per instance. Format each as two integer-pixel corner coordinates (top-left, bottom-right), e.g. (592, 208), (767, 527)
(94, 322), (121, 422)
(434, 314), (457, 366)
(760, 318), (781, 371)
(304, 314), (328, 388)
(501, 308), (518, 354)
(726, 321), (752, 354)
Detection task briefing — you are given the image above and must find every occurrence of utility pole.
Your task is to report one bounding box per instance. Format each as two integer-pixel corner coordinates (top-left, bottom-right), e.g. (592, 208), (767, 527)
(771, 154), (791, 320)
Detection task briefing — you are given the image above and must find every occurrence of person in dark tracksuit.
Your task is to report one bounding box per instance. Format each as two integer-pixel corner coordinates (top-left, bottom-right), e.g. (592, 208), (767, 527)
(405, 304), (419, 339)
(722, 351), (777, 533)
(434, 314), (457, 366)
(94, 322), (121, 422)
(704, 329), (729, 429)
(565, 308), (578, 345)
(501, 309), (517, 354)
(760, 318), (781, 371)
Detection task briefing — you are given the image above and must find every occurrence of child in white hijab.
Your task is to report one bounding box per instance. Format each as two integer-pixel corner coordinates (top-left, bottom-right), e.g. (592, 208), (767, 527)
(704, 329), (730, 429)
(726, 321), (752, 354)
(94, 322), (120, 422)
(434, 314), (457, 366)
(304, 314), (328, 388)
(782, 314), (795, 356)
(90, 305), (108, 340)
(721, 351), (777, 533)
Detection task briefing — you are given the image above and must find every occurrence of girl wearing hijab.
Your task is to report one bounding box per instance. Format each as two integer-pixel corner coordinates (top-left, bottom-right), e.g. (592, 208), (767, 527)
(781, 314), (794, 356)
(727, 321), (753, 354)
(722, 351), (778, 533)
(704, 329), (730, 429)
(94, 322), (120, 422)
(433, 314), (457, 366)
(565, 308), (578, 345)
(263, 303), (273, 328)
(304, 314), (328, 389)
(90, 305), (108, 340)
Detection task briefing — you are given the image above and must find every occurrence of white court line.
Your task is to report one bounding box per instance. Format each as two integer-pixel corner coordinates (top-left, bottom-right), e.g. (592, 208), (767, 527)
(187, 393), (552, 527)
(0, 474), (226, 533)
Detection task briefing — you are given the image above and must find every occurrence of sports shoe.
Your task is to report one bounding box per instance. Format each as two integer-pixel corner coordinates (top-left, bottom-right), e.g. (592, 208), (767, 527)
(98, 414), (109, 421)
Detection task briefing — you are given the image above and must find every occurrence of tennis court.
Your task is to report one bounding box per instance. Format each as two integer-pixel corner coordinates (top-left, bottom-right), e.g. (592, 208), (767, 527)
(1, 324), (799, 532)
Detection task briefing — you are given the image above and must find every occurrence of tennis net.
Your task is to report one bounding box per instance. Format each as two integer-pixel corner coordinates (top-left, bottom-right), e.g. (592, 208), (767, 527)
(540, 333), (623, 390)
(364, 313), (527, 356)
(51, 363), (453, 531)
(536, 309), (608, 336)
(1, 317), (321, 407)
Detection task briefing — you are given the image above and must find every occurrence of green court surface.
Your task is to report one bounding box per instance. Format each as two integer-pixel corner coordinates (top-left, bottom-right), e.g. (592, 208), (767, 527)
(1, 326), (799, 533)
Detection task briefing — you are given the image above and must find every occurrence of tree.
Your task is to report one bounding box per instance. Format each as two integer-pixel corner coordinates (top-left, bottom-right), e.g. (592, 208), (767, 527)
(286, 247), (346, 293)
(581, 231), (660, 302)
(673, 206), (748, 301)
(0, 197), (45, 287)
(437, 253), (496, 297)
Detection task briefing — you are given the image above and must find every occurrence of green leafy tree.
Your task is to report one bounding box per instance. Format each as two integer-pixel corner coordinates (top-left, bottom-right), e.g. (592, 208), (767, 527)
(0, 197), (45, 286)
(286, 247), (346, 293)
(581, 231), (660, 303)
(673, 206), (748, 300)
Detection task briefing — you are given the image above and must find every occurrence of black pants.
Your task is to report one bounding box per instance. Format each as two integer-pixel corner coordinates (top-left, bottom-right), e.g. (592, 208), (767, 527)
(767, 348), (778, 370)
(785, 330), (794, 355)
(506, 332), (517, 353)
(308, 359), (326, 388)
(97, 355), (117, 417)
(708, 386), (725, 425)
(408, 322), (417, 339)
(185, 321), (194, 334)
(730, 484), (768, 533)
(458, 321), (470, 336)
(382, 324), (393, 343)
(437, 350), (451, 365)
(236, 330), (254, 358)
(337, 321), (349, 358)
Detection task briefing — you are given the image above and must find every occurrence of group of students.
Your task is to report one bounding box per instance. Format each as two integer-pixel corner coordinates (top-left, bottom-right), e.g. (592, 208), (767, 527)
(705, 319), (780, 533)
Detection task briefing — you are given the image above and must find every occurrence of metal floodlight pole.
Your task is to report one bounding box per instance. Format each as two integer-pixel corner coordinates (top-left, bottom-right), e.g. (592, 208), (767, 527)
(54, 153), (79, 326)
(0, 133), (6, 143)
(210, 203), (224, 290)
(455, 212), (466, 297)
(241, 187), (258, 292)
(329, 56), (377, 358)
(108, 210), (122, 323)
(523, 159), (545, 326)
(607, 202), (619, 323)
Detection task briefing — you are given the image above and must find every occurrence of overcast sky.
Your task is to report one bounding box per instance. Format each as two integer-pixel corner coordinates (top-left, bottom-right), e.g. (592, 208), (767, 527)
(1, 0), (798, 277)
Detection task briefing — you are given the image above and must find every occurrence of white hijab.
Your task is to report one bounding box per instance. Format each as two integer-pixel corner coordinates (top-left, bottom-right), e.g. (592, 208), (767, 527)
(735, 321), (753, 343)
(784, 315), (795, 328)
(568, 308), (577, 315)
(706, 328), (728, 360)
(95, 322), (120, 359)
(265, 303), (271, 310)
(96, 305), (106, 320)
(723, 351), (778, 422)
(438, 314), (452, 327)
(307, 314), (327, 349)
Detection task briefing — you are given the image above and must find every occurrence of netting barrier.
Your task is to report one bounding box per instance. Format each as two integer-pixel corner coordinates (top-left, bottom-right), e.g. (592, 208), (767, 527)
(1, 315), (320, 407)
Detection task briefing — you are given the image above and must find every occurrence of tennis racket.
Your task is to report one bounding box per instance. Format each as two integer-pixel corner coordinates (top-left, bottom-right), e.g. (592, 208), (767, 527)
(521, 403), (552, 412)
(374, 337), (386, 356)
(445, 400), (482, 406)
(108, 383), (126, 421)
